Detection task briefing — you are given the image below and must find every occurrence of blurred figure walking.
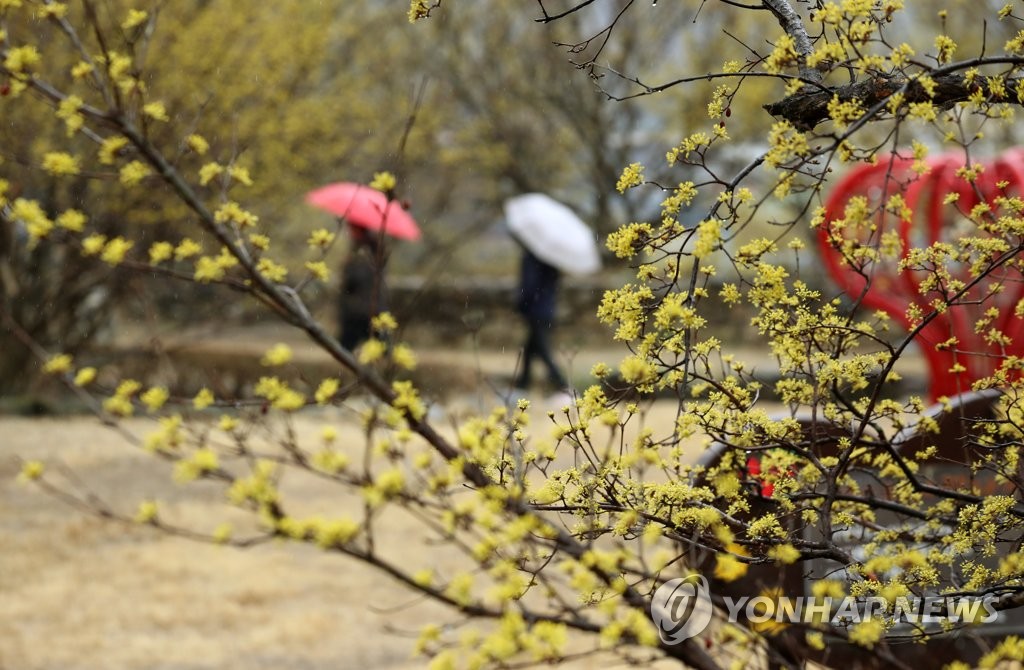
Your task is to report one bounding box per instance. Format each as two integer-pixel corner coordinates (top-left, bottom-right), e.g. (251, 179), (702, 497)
(338, 225), (388, 351)
(502, 193), (602, 403)
(513, 248), (569, 394)
(305, 179), (421, 352)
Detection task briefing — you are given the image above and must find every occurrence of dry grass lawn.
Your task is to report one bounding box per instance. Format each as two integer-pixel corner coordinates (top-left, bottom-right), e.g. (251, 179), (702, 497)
(0, 400), (696, 670)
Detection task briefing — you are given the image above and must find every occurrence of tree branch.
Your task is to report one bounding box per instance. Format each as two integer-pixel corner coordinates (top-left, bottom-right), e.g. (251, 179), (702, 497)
(765, 72), (1023, 130)
(761, 0), (822, 84)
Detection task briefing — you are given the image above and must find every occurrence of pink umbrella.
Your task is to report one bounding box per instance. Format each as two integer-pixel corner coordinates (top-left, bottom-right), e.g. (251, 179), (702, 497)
(305, 182), (421, 241)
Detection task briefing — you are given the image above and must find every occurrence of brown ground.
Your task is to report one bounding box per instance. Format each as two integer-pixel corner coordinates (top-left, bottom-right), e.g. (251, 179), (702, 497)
(0, 400), (694, 670)
(1, 327), (927, 670)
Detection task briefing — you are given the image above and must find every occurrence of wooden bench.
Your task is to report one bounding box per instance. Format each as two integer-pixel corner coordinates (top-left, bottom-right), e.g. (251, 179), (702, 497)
(687, 390), (1017, 668)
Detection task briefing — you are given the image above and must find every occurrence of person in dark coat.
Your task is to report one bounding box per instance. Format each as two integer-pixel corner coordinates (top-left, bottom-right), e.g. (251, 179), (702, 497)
(513, 248), (569, 392)
(338, 224), (388, 351)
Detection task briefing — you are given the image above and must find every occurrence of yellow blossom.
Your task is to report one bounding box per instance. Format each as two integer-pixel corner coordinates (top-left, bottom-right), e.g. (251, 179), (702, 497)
(694, 218), (721, 257)
(193, 256), (225, 282)
(315, 378), (340, 405)
(369, 171), (396, 192)
(119, 161), (150, 186)
(140, 386), (169, 412)
(174, 447), (219, 483)
(715, 543), (750, 582)
(4, 45), (41, 74)
(271, 388), (305, 411)
(307, 228), (335, 248)
(102, 395), (132, 417)
(175, 238), (202, 260)
(149, 241), (173, 264)
(714, 554), (747, 581)
(392, 344), (417, 370)
(934, 35), (957, 64)
(198, 162), (224, 186)
(262, 343), (293, 366)
(143, 102), (169, 122)
(71, 61), (94, 79)
(249, 234), (270, 251)
(909, 101), (937, 122)
(39, 3), (68, 18)
(134, 500), (158, 523)
(305, 260), (329, 281)
(73, 367), (96, 386)
(81, 234), (107, 256)
(617, 162), (644, 192)
(374, 468), (405, 499)
(100, 237), (133, 265)
(214, 201), (259, 228)
(768, 543), (801, 564)
(56, 209), (86, 232)
(42, 152), (80, 177)
(619, 355), (656, 385)
(11, 198), (53, 242)
(408, 0), (430, 22)
(391, 380), (426, 420)
(312, 448), (349, 475)
(122, 8), (148, 30)
(212, 524), (232, 544)
(315, 518), (360, 547)
(42, 354), (73, 375)
(371, 312), (398, 332)
(19, 460), (44, 482)
(228, 165), (253, 186)
(1006, 28), (1024, 54)
(764, 34), (798, 73)
(811, 579), (845, 599)
(256, 258), (288, 282)
(193, 387), (214, 410)
(98, 137), (128, 165)
(186, 134), (209, 155)
(358, 338), (387, 362)
(55, 95), (84, 136)
(848, 618), (885, 648)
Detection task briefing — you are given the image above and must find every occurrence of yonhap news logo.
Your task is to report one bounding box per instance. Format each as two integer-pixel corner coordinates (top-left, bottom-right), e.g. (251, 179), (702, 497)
(651, 574), (1000, 644)
(651, 574), (714, 644)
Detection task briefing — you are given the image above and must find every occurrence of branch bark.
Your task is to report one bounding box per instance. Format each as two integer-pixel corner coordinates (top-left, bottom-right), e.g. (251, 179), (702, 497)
(762, 0), (822, 84)
(764, 73), (1023, 130)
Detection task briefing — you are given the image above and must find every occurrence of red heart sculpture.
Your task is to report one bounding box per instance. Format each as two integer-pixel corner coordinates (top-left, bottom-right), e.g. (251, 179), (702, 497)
(819, 153), (1024, 400)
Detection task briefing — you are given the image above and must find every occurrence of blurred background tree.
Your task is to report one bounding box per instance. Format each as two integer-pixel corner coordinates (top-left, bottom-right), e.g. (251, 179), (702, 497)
(0, 0), (710, 394)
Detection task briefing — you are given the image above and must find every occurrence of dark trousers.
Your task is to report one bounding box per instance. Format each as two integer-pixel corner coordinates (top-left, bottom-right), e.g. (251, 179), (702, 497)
(514, 319), (567, 390)
(339, 314), (371, 352)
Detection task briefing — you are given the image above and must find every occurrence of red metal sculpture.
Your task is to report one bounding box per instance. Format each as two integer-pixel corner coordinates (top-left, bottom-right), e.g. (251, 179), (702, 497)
(819, 152), (1024, 400)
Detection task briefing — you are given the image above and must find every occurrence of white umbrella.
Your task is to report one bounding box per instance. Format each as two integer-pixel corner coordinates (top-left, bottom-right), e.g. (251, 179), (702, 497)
(503, 193), (602, 276)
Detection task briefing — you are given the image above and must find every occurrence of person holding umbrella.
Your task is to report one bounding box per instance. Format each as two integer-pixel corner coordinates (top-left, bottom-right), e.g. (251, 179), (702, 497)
(305, 179), (421, 351)
(338, 224), (388, 351)
(513, 246), (571, 396)
(504, 193), (601, 402)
